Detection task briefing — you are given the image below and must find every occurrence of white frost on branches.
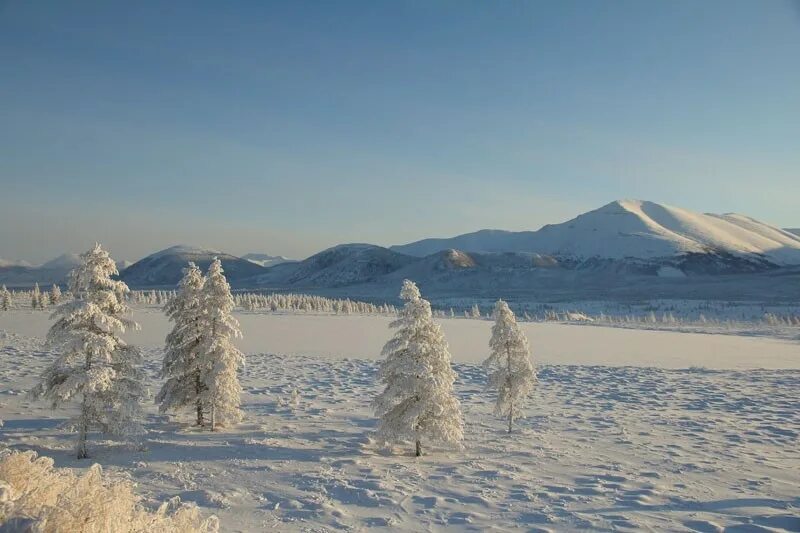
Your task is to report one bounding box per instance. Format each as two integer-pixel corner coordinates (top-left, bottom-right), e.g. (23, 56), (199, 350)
(198, 258), (245, 431)
(0, 449), (219, 532)
(484, 299), (536, 433)
(31, 243), (146, 458)
(156, 262), (208, 426)
(0, 285), (11, 311)
(373, 279), (463, 456)
(49, 284), (62, 305)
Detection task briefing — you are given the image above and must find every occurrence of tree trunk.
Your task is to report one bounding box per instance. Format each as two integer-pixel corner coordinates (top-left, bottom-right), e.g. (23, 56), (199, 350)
(77, 393), (88, 459)
(195, 372), (204, 426)
(196, 400), (204, 427)
(415, 439), (422, 457)
(506, 341), (513, 434)
(210, 403), (216, 432)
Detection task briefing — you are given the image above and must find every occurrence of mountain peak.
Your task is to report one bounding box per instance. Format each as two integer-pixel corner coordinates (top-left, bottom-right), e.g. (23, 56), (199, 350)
(394, 200), (800, 264)
(150, 244), (224, 258)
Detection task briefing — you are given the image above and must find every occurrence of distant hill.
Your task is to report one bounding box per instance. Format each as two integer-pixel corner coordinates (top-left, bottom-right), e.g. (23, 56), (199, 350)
(119, 245), (267, 288)
(393, 200), (800, 268)
(3, 201), (799, 300)
(787, 228), (800, 237)
(234, 200), (800, 301)
(0, 253), (82, 287)
(248, 244), (416, 288)
(241, 253), (293, 268)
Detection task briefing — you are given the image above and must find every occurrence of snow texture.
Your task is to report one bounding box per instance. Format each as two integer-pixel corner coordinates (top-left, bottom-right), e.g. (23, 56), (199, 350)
(0, 317), (797, 531)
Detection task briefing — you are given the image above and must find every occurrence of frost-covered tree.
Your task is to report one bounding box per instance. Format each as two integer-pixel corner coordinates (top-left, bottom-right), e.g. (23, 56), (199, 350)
(198, 259), (244, 431)
(0, 285), (11, 311)
(484, 300), (536, 433)
(156, 263), (209, 426)
(373, 280), (463, 456)
(49, 284), (62, 305)
(470, 303), (481, 319)
(31, 244), (146, 459)
(31, 283), (41, 310)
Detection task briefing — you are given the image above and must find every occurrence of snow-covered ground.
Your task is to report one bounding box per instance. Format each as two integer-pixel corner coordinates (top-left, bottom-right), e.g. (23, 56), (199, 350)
(3, 308), (800, 369)
(1, 310), (799, 531)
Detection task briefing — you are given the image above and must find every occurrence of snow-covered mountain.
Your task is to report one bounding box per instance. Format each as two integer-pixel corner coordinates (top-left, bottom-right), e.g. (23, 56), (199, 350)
(39, 253), (83, 271)
(250, 244), (416, 288)
(241, 253), (293, 268)
(0, 259), (32, 268)
(392, 200), (800, 268)
(119, 245), (267, 287)
(0, 253), (85, 287)
(238, 200), (800, 300)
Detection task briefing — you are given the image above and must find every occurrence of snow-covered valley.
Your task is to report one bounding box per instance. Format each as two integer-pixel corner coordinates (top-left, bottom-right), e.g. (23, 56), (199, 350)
(1, 309), (798, 531)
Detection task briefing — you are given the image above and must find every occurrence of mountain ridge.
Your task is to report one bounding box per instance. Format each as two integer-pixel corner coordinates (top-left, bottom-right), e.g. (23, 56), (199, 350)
(2, 200), (798, 293)
(391, 200), (800, 265)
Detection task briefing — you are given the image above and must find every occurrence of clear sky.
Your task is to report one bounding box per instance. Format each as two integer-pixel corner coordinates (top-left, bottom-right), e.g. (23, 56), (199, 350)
(1, 1), (799, 263)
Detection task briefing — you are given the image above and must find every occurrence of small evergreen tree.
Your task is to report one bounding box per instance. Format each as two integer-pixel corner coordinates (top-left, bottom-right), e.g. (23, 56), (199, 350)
(31, 244), (146, 459)
(470, 303), (481, 318)
(156, 263), (208, 426)
(373, 280), (463, 456)
(49, 284), (62, 305)
(484, 300), (536, 433)
(31, 283), (41, 310)
(0, 285), (11, 311)
(198, 259), (244, 431)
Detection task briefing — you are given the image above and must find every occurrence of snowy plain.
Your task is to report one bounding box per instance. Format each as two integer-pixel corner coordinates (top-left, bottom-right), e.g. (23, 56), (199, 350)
(1, 308), (799, 531)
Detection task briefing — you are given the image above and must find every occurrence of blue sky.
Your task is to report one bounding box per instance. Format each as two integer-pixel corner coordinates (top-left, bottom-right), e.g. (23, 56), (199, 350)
(1, 1), (799, 263)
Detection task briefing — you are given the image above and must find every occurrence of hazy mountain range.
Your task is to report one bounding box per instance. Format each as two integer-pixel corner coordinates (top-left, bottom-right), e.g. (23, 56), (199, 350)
(2, 200), (799, 301)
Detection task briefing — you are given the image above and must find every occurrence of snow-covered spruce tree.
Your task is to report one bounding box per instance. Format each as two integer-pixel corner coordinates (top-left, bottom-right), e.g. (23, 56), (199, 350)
(373, 279), (463, 457)
(484, 300), (536, 434)
(198, 258), (244, 431)
(49, 283), (62, 305)
(0, 284), (11, 311)
(31, 283), (41, 310)
(156, 262), (208, 426)
(31, 243), (146, 459)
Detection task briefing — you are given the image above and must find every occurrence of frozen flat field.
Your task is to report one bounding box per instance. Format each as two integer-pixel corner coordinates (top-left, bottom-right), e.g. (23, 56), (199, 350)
(1, 310), (799, 531)
(3, 308), (800, 369)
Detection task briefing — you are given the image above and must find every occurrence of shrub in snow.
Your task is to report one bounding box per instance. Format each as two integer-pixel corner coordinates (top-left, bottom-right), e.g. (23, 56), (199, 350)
(484, 300), (536, 433)
(31, 243), (147, 459)
(199, 259), (245, 431)
(373, 279), (463, 456)
(157, 263), (209, 426)
(0, 449), (219, 532)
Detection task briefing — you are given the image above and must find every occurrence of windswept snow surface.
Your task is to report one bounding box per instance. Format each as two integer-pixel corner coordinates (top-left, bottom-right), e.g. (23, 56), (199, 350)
(1, 310), (798, 531)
